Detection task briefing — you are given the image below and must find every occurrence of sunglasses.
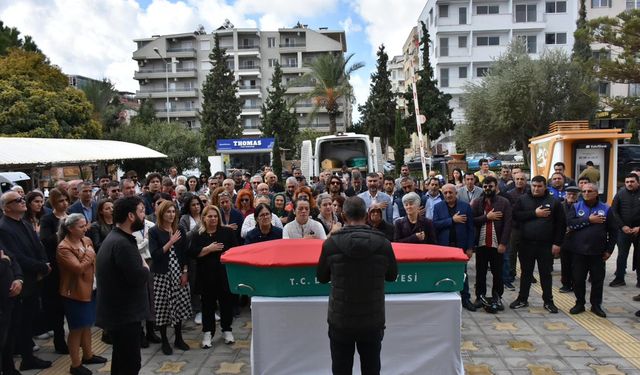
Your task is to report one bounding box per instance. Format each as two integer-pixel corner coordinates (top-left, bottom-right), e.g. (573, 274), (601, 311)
(330, 181), (341, 185)
(582, 190), (595, 193)
(8, 197), (25, 204)
(241, 198), (250, 202)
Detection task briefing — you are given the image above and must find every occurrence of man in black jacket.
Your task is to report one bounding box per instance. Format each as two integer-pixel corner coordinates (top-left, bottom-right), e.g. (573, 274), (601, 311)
(609, 173), (640, 288)
(317, 196), (397, 375)
(0, 244), (23, 375)
(510, 176), (566, 314)
(566, 182), (616, 318)
(96, 196), (150, 375)
(0, 191), (52, 372)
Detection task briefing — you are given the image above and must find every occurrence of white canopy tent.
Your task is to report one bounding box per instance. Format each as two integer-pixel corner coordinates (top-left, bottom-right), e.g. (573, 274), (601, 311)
(0, 137), (167, 168)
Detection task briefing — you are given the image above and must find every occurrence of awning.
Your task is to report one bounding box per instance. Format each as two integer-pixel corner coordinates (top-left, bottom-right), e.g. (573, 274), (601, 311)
(0, 137), (167, 168)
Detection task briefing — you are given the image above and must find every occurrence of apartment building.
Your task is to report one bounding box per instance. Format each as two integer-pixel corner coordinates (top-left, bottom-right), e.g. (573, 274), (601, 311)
(132, 24), (349, 135)
(388, 55), (406, 111)
(416, 0), (579, 125)
(589, 0), (639, 129)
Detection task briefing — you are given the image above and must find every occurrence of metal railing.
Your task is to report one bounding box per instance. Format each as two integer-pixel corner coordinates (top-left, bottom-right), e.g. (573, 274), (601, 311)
(239, 85), (261, 90)
(167, 47), (196, 53)
(238, 44), (260, 49)
(281, 42), (306, 48)
(238, 64), (259, 70)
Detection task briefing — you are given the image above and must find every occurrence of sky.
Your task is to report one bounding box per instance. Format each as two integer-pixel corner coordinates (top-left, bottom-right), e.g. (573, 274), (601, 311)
(0, 0), (426, 120)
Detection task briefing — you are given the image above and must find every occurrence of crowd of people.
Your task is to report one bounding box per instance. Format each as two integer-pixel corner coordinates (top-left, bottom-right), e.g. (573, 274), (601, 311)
(0, 158), (638, 374)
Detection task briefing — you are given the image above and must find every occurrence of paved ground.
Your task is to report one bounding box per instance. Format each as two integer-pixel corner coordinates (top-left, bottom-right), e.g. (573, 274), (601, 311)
(22, 247), (640, 374)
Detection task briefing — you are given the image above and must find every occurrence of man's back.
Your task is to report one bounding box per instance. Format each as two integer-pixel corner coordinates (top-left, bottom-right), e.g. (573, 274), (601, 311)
(316, 225), (397, 332)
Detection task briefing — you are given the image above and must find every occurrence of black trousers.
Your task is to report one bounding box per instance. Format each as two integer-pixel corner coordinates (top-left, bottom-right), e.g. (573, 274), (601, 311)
(475, 246), (503, 298)
(40, 277), (65, 345)
(16, 293), (39, 361)
(518, 242), (553, 303)
(508, 229), (521, 279)
(560, 246), (573, 287)
(572, 252), (605, 306)
(110, 322), (142, 375)
(201, 286), (234, 334)
(0, 299), (15, 373)
(328, 327), (384, 375)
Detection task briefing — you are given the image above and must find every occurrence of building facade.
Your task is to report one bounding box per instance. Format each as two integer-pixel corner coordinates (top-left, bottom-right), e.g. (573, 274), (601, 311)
(388, 55), (406, 111)
(416, 0), (579, 126)
(132, 24), (349, 135)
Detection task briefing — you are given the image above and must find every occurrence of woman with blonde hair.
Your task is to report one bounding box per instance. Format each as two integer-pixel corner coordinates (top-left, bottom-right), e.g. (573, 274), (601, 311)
(149, 200), (191, 355)
(57, 213), (107, 375)
(187, 205), (238, 349)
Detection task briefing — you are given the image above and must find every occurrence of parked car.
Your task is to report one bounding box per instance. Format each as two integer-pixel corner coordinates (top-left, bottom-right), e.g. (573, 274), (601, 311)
(383, 160), (396, 174)
(466, 153), (502, 170)
(618, 144), (640, 187)
(406, 155), (452, 174)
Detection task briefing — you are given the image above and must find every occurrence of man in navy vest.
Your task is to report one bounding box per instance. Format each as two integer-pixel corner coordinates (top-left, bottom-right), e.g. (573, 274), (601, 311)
(566, 182), (617, 318)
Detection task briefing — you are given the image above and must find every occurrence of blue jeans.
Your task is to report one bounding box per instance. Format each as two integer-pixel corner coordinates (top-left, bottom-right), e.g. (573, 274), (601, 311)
(614, 232), (640, 281)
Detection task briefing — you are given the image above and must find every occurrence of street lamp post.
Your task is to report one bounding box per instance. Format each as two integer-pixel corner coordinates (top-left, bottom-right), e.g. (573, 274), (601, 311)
(153, 47), (171, 123)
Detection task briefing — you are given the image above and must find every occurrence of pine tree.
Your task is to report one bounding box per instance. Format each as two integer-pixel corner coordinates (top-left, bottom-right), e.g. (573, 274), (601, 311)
(272, 136), (283, 178)
(260, 62), (299, 159)
(393, 110), (409, 174)
(199, 34), (243, 153)
(572, 0), (592, 62)
(403, 21), (454, 148)
(134, 99), (157, 125)
(359, 45), (396, 154)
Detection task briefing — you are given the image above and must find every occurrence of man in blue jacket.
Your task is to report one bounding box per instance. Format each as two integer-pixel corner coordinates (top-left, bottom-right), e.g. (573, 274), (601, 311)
(566, 182), (617, 318)
(433, 184), (476, 311)
(67, 181), (97, 223)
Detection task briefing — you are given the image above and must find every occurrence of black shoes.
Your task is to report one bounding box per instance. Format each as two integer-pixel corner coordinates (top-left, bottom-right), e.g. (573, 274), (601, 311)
(544, 302), (559, 314)
(570, 304), (585, 314)
(509, 299), (529, 309)
(100, 331), (112, 345)
(19, 356), (52, 370)
(609, 278), (626, 287)
(494, 298), (505, 312)
(559, 285), (573, 293)
(462, 299), (476, 312)
(473, 295), (490, 309)
(82, 355), (107, 365)
(146, 330), (162, 344)
(504, 281), (515, 291)
(591, 305), (607, 318)
(161, 340), (173, 355)
(531, 277), (537, 284)
(635, 310), (640, 317)
(70, 365), (92, 375)
(174, 339), (190, 351)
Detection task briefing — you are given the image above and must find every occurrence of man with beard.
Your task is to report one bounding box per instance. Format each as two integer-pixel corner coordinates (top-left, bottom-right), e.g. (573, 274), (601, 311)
(358, 174), (393, 223)
(96, 196), (150, 375)
(383, 176), (396, 198)
(548, 172), (567, 201)
(284, 177), (298, 203)
(327, 175), (346, 199)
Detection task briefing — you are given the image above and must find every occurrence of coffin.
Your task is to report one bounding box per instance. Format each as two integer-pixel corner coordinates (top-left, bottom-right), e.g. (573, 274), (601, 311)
(220, 239), (467, 297)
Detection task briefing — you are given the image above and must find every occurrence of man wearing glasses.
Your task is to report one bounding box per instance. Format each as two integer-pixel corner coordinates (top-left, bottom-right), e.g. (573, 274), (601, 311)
(392, 177), (426, 222)
(0, 192), (52, 372)
(566, 183), (616, 318)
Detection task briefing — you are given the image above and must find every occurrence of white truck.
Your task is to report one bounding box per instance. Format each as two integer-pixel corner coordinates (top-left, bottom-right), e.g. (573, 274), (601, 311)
(300, 133), (384, 178)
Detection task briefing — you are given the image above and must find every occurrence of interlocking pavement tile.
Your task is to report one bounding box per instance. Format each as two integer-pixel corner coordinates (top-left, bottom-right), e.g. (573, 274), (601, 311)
(231, 339), (251, 350)
(543, 322), (570, 331)
(526, 364), (559, 374)
(564, 340), (595, 351)
(507, 340), (536, 352)
(97, 362), (111, 373)
(606, 306), (628, 315)
(588, 363), (626, 375)
(528, 307), (547, 315)
(463, 363), (493, 375)
(461, 340), (479, 352)
(183, 339), (199, 349)
(243, 321), (252, 329)
(493, 322), (519, 332)
(215, 362), (245, 374)
(155, 361), (187, 373)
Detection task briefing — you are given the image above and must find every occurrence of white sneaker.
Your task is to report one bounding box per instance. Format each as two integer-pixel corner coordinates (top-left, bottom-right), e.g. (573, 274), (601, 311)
(194, 312), (202, 325)
(223, 331), (235, 345)
(215, 313), (220, 321)
(34, 333), (50, 340)
(201, 331), (212, 349)
(32, 344), (40, 352)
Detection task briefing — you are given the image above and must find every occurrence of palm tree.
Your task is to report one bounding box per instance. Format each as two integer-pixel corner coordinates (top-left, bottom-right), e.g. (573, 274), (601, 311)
(303, 53), (364, 134)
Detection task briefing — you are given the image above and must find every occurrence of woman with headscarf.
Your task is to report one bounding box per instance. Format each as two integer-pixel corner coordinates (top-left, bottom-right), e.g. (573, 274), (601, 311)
(149, 200), (191, 355)
(57, 214), (107, 375)
(272, 192), (288, 225)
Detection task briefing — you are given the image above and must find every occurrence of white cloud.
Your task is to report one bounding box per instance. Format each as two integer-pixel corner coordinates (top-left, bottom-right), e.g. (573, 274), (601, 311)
(339, 16), (363, 34)
(350, 70), (372, 121)
(348, 0), (425, 58)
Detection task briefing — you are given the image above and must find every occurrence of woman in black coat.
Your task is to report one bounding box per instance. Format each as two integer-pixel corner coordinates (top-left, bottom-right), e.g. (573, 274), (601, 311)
(87, 199), (114, 252)
(368, 207), (394, 242)
(394, 192), (436, 244)
(188, 205), (238, 349)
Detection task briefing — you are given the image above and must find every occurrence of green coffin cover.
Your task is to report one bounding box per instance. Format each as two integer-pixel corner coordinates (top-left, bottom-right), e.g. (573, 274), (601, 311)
(221, 239), (468, 297)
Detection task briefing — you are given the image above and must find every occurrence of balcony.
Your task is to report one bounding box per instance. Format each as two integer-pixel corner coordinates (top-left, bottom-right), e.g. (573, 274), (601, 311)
(166, 47), (196, 58)
(238, 64), (260, 76)
(134, 68), (197, 80)
(241, 103), (262, 115)
(238, 84), (261, 96)
(135, 87), (198, 99)
(155, 107), (199, 118)
(279, 42), (306, 53)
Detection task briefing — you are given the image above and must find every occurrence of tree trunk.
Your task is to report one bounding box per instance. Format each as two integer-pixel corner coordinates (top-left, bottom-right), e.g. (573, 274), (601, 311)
(329, 113), (337, 135)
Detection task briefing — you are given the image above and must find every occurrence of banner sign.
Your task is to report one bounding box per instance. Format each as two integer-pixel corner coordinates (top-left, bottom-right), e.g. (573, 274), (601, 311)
(216, 138), (274, 152)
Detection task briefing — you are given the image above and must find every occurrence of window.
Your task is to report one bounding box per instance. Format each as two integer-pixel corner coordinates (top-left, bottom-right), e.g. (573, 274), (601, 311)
(268, 58), (278, 67)
(591, 0), (609, 7)
(459, 66), (467, 79)
(515, 4), (537, 22)
(627, 0), (640, 9)
(477, 67), (489, 77)
(429, 9), (434, 24)
(477, 36), (499, 46)
(545, 33), (567, 44)
(546, 1), (567, 12)
(630, 83), (640, 97)
(286, 57), (297, 67)
(440, 38), (449, 57)
(477, 5), (499, 14)
(440, 68), (449, 87)
(592, 50), (611, 63)
(458, 35), (467, 48)
(200, 40), (210, 51)
(517, 35), (537, 53)
(598, 81), (610, 96)
(459, 7), (467, 24)
(267, 37), (276, 48)
(439, 4), (449, 17)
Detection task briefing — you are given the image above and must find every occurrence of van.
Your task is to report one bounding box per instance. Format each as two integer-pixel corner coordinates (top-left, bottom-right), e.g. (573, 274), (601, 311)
(300, 133), (384, 178)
